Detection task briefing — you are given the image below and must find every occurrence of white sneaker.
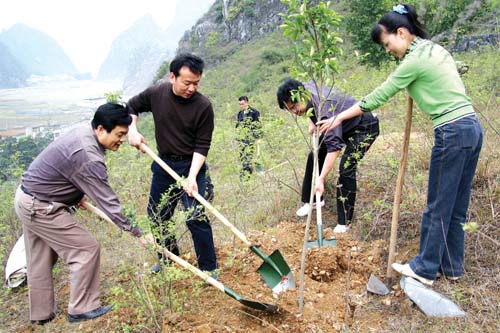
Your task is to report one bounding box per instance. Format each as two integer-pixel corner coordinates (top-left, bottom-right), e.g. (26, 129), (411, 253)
(333, 224), (350, 233)
(391, 263), (434, 286)
(296, 201), (325, 217)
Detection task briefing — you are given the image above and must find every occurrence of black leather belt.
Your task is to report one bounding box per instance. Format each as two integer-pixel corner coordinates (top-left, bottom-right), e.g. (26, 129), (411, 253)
(21, 184), (33, 197)
(161, 154), (192, 161)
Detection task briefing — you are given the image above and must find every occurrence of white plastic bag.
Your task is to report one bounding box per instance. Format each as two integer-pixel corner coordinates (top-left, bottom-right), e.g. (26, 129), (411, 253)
(4, 234), (27, 288)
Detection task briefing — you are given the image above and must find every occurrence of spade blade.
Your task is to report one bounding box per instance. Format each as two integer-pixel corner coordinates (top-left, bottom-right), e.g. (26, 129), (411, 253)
(257, 250), (295, 294)
(367, 273), (390, 296)
(400, 276), (466, 317)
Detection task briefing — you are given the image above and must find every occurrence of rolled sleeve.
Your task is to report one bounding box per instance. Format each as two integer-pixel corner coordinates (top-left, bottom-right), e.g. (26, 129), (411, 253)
(73, 161), (141, 236)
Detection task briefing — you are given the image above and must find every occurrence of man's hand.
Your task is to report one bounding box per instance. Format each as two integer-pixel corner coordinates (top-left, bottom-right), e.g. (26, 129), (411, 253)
(315, 177), (325, 196)
(183, 176), (198, 197)
(308, 122), (316, 135)
(77, 196), (88, 210)
(139, 233), (155, 247)
(127, 128), (147, 152)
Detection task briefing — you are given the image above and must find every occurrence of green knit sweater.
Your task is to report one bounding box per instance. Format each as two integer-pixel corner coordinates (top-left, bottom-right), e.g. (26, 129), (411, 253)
(359, 37), (475, 127)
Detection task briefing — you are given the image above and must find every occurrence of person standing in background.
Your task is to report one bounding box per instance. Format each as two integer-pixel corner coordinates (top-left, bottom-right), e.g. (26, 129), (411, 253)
(236, 96), (262, 178)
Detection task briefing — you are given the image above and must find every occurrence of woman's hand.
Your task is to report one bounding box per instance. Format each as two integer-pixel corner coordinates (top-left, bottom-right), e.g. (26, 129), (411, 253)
(139, 233), (155, 247)
(77, 196), (88, 210)
(317, 116), (341, 133)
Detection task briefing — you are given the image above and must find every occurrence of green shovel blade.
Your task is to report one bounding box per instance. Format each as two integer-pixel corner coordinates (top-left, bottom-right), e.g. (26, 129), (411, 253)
(257, 250), (296, 294)
(223, 285), (278, 313)
(307, 238), (337, 248)
(307, 224), (337, 248)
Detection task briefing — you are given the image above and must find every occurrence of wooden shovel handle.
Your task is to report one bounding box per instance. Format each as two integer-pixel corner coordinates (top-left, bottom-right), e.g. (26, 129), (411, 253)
(140, 143), (252, 247)
(386, 96), (413, 280)
(82, 201), (225, 291)
(313, 132), (323, 227)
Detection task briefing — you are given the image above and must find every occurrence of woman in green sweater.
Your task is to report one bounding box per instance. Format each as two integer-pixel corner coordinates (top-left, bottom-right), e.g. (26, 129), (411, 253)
(318, 3), (483, 286)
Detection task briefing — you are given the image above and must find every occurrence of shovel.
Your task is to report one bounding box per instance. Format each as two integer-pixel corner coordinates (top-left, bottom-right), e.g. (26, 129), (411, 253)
(140, 143), (295, 294)
(386, 96), (413, 284)
(400, 276), (466, 317)
(82, 201), (278, 313)
(307, 132), (336, 248)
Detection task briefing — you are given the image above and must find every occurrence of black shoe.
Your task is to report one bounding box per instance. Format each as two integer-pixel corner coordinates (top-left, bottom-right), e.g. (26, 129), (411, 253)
(67, 305), (113, 323)
(31, 313), (56, 325)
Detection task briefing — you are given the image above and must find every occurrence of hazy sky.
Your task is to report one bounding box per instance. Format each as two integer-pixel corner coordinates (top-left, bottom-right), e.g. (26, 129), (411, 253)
(0, 0), (181, 75)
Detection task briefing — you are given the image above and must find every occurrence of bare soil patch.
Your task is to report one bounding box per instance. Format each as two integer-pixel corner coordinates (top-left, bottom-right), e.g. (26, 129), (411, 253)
(1, 216), (496, 332)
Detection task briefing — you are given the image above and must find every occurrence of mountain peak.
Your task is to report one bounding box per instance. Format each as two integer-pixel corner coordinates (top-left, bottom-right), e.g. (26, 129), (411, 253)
(0, 23), (78, 77)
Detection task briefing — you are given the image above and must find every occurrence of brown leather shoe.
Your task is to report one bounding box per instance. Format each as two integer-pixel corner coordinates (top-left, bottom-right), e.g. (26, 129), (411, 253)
(67, 305), (112, 323)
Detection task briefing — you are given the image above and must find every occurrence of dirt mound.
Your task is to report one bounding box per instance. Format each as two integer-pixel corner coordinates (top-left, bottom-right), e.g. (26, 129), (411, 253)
(5, 219), (476, 332)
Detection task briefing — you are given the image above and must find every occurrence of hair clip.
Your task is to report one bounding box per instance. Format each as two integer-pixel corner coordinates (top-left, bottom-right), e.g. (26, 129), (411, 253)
(393, 4), (408, 15)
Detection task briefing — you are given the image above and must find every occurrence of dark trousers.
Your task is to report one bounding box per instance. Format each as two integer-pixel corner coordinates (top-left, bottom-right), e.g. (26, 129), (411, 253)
(301, 118), (379, 225)
(147, 157), (217, 271)
(238, 140), (256, 175)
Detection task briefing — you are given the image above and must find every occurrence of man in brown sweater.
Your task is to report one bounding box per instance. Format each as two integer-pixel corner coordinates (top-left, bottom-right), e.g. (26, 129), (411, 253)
(15, 103), (148, 325)
(127, 53), (218, 276)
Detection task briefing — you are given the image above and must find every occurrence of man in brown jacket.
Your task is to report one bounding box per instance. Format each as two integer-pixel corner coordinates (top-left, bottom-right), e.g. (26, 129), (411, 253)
(15, 103), (149, 325)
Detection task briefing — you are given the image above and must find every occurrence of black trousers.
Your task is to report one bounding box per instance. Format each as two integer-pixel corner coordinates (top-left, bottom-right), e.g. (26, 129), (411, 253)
(238, 140), (256, 175)
(301, 117), (379, 225)
(147, 157), (217, 271)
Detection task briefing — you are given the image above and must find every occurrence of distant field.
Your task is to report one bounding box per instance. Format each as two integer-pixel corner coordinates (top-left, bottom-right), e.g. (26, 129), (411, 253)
(0, 78), (122, 136)
(0, 128), (25, 137)
(0, 108), (93, 135)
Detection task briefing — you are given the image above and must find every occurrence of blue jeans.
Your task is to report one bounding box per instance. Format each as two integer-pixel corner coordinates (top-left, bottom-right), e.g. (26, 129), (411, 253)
(410, 115), (482, 280)
(148, 157), (217, 271)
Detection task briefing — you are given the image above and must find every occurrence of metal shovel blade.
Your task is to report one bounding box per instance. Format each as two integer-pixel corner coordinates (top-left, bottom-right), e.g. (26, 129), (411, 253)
(223, 285), (278, 313)
(307, 225), (337, 248)
(307, 238), (337, 248)
(257, 250), (296, 294)
(367, 273), (390, 296)
(400, 276), (466, 317)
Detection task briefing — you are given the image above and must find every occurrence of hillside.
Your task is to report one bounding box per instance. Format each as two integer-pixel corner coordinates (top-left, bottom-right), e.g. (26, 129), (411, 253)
(98, 0), (214, 95)
(1, 1), (499, 332)
(0, 42), (28, 88)
(97, 14), (171, 95)
(0, 23), (78, 78)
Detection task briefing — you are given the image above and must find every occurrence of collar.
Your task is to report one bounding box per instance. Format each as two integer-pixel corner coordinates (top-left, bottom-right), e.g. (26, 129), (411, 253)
(404, 36), (425, 59)
(87, 124), (106, 155)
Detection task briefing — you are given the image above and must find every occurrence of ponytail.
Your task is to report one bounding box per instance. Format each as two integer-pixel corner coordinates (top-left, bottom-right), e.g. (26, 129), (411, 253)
(371, 3), (429, 44)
